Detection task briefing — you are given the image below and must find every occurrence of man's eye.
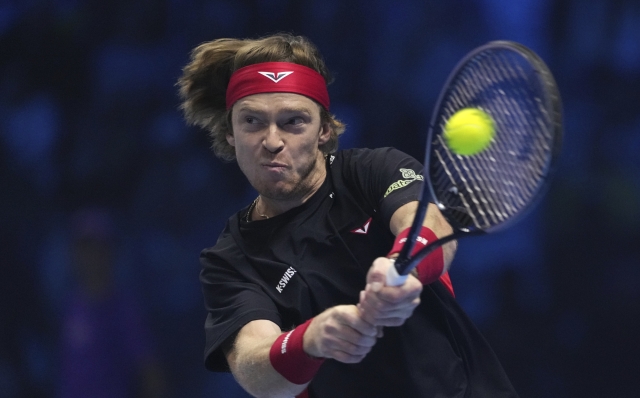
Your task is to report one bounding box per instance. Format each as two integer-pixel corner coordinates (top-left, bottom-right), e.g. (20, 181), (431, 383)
(245, 117), (257, 124)
(288, 117), (304, 125)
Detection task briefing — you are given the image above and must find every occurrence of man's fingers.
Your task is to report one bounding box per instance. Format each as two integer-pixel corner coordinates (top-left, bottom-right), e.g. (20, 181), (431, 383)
(365, 257), (393, 286)
(306, 305), (380, 363)
(360, 284), (421, 312)
(359, 257), (425, 328)
(370, 281), (383, 292)
(336, 305), (377, 337)
(358, 288), (421, 325)
(369, 280), (422, 303)
(361, 303), (419, 324)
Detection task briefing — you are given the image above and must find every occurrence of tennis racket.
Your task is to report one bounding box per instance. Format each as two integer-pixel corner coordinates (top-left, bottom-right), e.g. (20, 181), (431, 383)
(386, 40), (563, 286)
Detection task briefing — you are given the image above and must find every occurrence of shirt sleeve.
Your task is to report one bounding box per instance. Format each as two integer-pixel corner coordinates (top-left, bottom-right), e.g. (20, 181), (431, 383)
(200, 233), (282, 371)
(339, 147), (425, 227)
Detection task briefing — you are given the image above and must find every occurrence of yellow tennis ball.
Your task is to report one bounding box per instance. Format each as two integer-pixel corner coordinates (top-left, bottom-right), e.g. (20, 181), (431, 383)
(443, 108), (495, 155)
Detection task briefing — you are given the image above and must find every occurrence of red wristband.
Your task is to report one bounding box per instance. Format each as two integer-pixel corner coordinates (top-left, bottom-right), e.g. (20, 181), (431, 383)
(388, 226), (445, 285)
(269, 318), (324, 385)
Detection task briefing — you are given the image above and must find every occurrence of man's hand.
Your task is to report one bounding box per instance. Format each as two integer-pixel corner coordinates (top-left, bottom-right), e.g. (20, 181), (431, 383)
(357, 257), (423, 327)
(303, 305), (378, 364)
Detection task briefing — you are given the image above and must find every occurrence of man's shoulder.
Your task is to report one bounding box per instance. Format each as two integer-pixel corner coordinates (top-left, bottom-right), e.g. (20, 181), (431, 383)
(202, 214), (241, 257)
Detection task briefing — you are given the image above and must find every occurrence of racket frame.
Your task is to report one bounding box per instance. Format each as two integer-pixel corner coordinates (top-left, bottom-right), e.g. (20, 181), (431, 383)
(391, 41), (562, 281)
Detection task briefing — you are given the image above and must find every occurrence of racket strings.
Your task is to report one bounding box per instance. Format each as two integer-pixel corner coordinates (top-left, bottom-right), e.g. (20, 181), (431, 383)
(466, 57), (532, 219)
(433, 136), (500, 228)
(430, 47), (557, 230)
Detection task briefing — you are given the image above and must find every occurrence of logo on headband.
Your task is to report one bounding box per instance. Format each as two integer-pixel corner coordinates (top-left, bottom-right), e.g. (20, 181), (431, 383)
(258, 71), (294, 83)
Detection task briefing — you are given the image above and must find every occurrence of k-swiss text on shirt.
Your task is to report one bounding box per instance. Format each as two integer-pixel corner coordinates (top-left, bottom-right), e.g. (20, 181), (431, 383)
(276, 266), (297, 293)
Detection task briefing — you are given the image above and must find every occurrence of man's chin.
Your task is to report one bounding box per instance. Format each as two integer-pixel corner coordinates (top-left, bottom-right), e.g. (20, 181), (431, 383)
(258, 187), (297, 201)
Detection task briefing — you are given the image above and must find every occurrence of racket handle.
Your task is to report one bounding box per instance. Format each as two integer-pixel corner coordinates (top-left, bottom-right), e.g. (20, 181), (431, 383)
(385, 259), (408, 286)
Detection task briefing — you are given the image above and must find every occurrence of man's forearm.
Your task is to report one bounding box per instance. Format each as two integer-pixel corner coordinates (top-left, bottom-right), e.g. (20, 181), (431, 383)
(389, 201), (457, 269)
(225, 320), (309, 398)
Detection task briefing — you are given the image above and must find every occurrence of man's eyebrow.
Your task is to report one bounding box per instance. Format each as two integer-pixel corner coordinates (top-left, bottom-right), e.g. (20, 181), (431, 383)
(235, 106), (266, 114)
(279, 106), (313, 114)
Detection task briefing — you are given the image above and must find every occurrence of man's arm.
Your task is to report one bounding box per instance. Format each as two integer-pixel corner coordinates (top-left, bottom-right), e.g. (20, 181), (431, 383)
(357, 201), (457, 327)
(389, 201), (457, 268)
(222, 202), (455, 396)
(223, 305), (378, 398)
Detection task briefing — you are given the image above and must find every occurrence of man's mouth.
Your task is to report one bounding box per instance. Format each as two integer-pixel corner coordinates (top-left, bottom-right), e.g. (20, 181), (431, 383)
(262, 162), (288, 169)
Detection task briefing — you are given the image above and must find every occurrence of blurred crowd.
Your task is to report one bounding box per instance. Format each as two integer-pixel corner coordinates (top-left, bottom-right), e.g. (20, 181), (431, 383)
(1, 0), (639, 397)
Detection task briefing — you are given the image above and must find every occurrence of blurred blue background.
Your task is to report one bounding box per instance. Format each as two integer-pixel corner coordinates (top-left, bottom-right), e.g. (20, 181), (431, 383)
(1, 0), (639, 397)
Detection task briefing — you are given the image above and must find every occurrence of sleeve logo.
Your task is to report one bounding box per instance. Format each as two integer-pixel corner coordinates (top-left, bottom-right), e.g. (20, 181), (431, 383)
(384, 168), (424, 198)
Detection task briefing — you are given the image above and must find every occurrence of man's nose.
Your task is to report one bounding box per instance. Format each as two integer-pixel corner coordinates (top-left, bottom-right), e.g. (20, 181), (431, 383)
(263, 124), (284, 153)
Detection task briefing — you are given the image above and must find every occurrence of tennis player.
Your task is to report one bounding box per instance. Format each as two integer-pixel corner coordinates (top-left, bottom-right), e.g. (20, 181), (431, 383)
(179, 33), (518, 397)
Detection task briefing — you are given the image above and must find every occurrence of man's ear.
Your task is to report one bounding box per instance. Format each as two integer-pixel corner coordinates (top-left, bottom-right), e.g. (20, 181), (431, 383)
(318, 123), (331, 145)
(226, 133), (235, 147)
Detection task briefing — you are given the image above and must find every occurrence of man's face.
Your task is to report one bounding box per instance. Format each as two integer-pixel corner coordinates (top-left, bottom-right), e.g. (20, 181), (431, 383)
(227, 93), (330, 201)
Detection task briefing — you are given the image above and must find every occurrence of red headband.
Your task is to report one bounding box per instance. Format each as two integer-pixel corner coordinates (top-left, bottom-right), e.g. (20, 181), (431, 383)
(226, 62), (330, 110)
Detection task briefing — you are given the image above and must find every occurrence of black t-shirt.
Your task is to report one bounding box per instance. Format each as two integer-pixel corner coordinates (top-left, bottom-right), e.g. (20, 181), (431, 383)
(200, 148), (518, 397)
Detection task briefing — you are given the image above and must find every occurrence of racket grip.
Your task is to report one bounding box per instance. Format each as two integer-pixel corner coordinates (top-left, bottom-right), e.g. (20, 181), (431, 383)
(385, 260), (408, 286)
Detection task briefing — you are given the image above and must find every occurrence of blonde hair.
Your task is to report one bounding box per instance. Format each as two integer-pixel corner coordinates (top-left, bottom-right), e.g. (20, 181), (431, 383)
(177, 33), (346, 161)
